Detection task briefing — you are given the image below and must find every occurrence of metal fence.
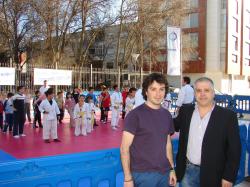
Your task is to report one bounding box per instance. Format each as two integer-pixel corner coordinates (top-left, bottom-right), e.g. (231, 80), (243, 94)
(0, 61), (147, 94)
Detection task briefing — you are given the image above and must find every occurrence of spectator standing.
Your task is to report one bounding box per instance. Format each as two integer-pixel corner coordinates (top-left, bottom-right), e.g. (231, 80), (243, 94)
(0, 93), (4, 130)
(72, 87), (80, 104)
(3, 92), (14, 132)
(65, 92), (76, 128)
(24, 88), (32, 123)
(33, 90), (42, 128)
(100, 86), (110, 124)
(175, 76), (194, 114)
(121, 86), (129, 119)
(12, 86), (26, 138)
(39, 80), (50, 95)
(55, 91), (65, 124)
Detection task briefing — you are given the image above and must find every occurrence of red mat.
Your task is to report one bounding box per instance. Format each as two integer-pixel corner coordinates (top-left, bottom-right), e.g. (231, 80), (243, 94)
(0, 114), (123, 159)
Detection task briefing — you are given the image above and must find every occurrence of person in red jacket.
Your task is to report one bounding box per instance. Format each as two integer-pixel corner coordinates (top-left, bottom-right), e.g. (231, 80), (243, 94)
(121, 86), (129, 119)
(100, 86), (110, 124)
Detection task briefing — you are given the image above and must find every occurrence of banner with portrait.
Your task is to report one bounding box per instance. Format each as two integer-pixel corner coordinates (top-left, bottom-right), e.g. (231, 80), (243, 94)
(167, 26), (181, 76)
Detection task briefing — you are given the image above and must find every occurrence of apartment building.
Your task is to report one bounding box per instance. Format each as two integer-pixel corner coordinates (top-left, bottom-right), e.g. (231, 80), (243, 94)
(139, 0), (250, 94)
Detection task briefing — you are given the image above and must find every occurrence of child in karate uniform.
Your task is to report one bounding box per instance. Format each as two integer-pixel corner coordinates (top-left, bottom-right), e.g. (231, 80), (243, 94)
(84, 96), (95, 133)
(125, 87), (137, 117)
(73, 95), (86, 136)
(39, 88), (61, 143)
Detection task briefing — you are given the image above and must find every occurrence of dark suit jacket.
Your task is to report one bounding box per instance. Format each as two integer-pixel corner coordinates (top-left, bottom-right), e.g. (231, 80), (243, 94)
(174, 104), (241, 187)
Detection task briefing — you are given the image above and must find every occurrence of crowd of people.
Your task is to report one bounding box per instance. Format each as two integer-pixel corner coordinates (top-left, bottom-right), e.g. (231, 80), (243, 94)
(0, 73), (242, 187)
(0, 79), (141, 142)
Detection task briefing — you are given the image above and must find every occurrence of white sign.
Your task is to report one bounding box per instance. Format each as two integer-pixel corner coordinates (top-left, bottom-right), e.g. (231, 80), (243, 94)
(167, 26), (181, 76)
(34, 68), (72, 85)
(0, 67), (15, 85)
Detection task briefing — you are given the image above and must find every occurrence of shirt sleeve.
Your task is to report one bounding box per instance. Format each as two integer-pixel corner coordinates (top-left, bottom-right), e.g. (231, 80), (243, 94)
(123, 111), (138, 135)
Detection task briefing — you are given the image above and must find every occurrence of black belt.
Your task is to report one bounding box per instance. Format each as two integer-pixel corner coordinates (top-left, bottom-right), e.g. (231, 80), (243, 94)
(186, 159), (200, 167)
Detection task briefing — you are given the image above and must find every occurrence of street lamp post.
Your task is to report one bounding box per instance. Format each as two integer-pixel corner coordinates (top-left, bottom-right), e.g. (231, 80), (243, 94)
(131, 53), (140, 88)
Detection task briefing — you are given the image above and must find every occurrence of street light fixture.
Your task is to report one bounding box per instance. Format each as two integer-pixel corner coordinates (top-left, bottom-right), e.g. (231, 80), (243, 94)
(131, 53), (140, 88)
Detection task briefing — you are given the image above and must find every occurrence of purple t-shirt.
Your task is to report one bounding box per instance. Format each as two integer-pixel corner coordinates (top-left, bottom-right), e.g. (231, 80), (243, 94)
(124, 103), (174, 174)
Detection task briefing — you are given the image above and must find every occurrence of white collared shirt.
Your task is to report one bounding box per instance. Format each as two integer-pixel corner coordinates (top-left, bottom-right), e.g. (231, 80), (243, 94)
(39, 86), (50, 95)
(134, 89), (145, 108)
(176, 84), (194, 107)
(186, 104), (215, 165)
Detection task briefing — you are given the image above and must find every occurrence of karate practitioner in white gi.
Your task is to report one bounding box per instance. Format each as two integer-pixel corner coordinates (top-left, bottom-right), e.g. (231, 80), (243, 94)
(110, 85), (122, 130)
(39, 88), (61, 143)
(84, 95), (95, 133)
(73, 95), (86, 136)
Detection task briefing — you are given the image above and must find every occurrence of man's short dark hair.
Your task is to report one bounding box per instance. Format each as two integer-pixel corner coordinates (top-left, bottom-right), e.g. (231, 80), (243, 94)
(113, 85), (118, 90)
(183, 76), (191, 84)
(142, 73), (169, 100)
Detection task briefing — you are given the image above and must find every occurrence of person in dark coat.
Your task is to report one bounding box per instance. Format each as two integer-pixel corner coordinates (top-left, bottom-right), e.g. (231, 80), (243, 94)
(174, 77), (241, 187)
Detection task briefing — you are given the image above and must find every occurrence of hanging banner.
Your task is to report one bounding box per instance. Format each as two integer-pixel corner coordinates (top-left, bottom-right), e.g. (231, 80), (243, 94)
(167, 26), (181, 75)
(34, 68), (72, 85)
(0, 67), (15, 85)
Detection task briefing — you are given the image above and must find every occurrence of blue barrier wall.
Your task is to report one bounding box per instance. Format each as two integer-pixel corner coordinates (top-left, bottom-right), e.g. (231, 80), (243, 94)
(236, 125), (247, 184)
(0, 149), (123, 187)
(0, 126), (248, 186)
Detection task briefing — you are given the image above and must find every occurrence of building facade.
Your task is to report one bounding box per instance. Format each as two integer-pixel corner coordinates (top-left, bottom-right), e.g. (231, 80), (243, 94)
(139, 0), (250, 94)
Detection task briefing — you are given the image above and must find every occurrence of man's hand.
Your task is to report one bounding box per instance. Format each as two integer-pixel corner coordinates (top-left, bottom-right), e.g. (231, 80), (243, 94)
(169, 171), (177, 186)
(123, 180), (134, 187)
(222, 179), (233, 187)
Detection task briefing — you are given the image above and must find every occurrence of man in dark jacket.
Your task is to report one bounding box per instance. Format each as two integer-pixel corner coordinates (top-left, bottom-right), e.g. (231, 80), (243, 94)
(174, 77), (241, 187)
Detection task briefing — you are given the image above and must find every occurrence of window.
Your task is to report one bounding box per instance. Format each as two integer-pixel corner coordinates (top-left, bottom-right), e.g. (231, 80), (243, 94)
(189, 0), (198, 8)
(190, 33), (199, 48)
(248, 27), (250, 40)
(245, 58), (250, 66)
(182, 13), (199, 28)
(107, 48), (115, 55)
(247, 42), (250, 56)
(190, 13), (199, 27)
(221, 0), (226, 9)
(233, 17), (238, 33)
(232, 36), (238, 51)
(234, 0), (238, 15)
(247, 11), (250, 25)
(232, 54), (238, 63)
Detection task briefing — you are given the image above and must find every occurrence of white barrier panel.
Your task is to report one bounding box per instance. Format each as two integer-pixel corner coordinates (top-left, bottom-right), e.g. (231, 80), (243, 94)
(34, 68), (72, 85)
(0, 67), (15, 85)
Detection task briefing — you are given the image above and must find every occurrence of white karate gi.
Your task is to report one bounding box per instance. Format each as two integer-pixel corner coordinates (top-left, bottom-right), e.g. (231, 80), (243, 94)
(73, 103), (86, 136)
(39, 99), (60, 140)
(83, 102), (95, 133)
(110, 91), (122, 129)
(125, 97), (135, 117)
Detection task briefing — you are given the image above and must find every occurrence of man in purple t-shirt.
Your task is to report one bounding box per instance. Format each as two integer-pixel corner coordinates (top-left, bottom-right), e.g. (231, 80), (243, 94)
(120, 73), (177, 187)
